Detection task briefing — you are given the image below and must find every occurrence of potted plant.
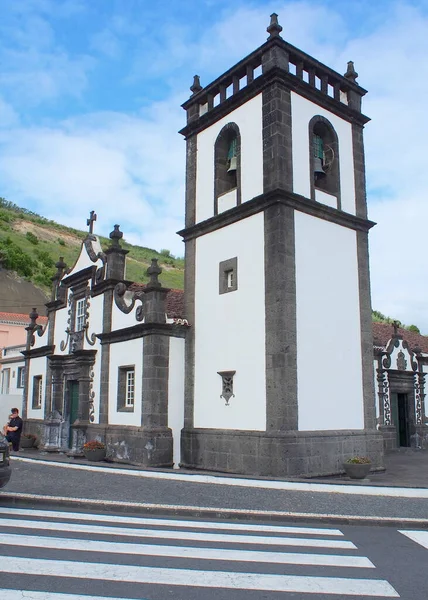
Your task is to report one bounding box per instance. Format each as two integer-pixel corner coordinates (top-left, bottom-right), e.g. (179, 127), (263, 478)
(343, 456), (371, 479)
(20, 433), (37, 449)
(83, 440), (106, 462)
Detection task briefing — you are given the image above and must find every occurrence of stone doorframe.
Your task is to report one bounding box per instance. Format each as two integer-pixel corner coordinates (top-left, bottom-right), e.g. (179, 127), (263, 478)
(44, 349), (97, 453)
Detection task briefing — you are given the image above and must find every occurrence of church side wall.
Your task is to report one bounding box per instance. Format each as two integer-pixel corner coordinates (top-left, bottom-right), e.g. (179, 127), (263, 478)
(195, 95), (263, 223)
(291, 92), (356, 215)
(168, 337), (185, 468)
(194, 213), (266, 430)
(295, 212), (364, 430)
(53, 304), (69, 354)
(108, 339), (142, 426)
(111, 299), (139, 331)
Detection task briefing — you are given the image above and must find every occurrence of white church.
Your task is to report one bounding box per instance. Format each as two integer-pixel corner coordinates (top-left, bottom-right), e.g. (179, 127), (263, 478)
(15, 15), (428, 476)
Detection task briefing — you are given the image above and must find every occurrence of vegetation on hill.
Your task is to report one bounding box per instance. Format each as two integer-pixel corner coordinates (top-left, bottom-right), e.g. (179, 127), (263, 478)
(0, 197), (184, 293)
(372, 309), (421, 334)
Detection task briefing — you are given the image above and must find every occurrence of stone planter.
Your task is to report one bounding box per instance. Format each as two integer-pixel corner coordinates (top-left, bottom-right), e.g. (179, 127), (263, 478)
(20, 436), (36, 449)
(343, 462), (371, 479)
(83, 448), (106, 462)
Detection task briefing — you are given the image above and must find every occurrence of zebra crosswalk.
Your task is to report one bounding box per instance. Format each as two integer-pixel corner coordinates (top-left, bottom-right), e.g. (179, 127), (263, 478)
(0, 506), (400, 598)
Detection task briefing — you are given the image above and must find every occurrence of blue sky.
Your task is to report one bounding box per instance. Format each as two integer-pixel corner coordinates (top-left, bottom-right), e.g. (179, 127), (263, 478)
(1, 0), (428, 329)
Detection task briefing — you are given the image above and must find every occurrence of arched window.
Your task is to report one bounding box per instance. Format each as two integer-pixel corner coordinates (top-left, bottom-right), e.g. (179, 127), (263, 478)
(214, 123), (241, 214)
(309, 116), (340, 207)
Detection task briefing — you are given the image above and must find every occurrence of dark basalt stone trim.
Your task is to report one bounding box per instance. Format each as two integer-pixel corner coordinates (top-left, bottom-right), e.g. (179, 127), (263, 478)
(182, 36), (366, 112)
(178, 188), (376, 241)
(46, 299), (67, 312)
(99, 287), (113, 425)
(97, 323), (187, 345)
(183, 238), (196, 429)
(185, 135), (198, 228)
(262, 84), (293, 193)
(264, 205), (297, 431)
(61, 266), (95, 288)
(180, 69), (369, 140)
(352, 123), (368, 219)
(22, 345), (55, 359)
(91, 279), (124, 298)
(356, 230), (377, 429)
(181, 427), (383, 477)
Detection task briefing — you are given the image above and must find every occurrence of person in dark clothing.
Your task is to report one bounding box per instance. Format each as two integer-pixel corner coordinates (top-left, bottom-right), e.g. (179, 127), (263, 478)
(5, 408), (23, 451)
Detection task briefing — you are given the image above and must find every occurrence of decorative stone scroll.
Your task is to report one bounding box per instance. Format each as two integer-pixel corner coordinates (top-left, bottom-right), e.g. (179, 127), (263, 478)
(377, 368), (391, 425)
(218, 370), (236, 406)
(415, 372), (426, 426)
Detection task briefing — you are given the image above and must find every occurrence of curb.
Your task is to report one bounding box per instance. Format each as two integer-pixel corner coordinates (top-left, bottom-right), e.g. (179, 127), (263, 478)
(1, 492), (428, 529)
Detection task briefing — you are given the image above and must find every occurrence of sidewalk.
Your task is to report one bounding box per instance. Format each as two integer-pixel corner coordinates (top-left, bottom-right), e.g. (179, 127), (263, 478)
(2, 448), (428, 526)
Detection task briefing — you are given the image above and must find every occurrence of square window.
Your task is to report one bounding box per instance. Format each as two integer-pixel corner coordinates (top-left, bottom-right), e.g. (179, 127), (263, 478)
(219, 257), (238, 294)
(117, 366), (135, 412)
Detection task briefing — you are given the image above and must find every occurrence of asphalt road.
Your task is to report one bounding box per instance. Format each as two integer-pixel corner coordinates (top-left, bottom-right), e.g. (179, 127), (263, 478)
(0, 503), (427, 599)
(4, 458), (428, 522)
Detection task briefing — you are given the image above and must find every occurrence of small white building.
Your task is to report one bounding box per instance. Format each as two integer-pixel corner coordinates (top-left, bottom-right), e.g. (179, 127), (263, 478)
(0, 344), (26, 427)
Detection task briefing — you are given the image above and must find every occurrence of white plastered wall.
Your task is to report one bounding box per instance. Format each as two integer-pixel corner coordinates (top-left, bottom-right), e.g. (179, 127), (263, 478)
(108, 339), (142, 426)
(295, 212), (364, 430)
(26, 356), (47, 420)
(194, 213), (266, 430)
(291, 92), (356, 215)
(168, 337), (185, 468)
(53, 302), (70, 354)
(66, 238), (104, 277)
(111, 296), (140, 331)
(196, 94), (263, 223)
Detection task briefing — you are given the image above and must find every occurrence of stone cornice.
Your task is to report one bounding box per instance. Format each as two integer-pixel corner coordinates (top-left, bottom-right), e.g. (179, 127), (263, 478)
(98, 322), (188, 345)
(178, 189), (376, 241)
(22, 345), (55, 359)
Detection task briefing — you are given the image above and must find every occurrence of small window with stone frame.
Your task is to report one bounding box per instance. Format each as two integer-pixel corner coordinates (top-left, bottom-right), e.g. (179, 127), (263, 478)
(75, 298), (86, 332)
(32, 375), (43, 409)
(219, 257), (238, 294)
(17, 367), (25, 389)
(117, 366), (135, 412)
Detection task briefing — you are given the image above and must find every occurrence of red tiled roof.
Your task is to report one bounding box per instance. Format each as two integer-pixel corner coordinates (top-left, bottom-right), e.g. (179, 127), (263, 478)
(372, 322), (428, 353)
(128, 285), (185, 319)
(0, 311), (48, 325)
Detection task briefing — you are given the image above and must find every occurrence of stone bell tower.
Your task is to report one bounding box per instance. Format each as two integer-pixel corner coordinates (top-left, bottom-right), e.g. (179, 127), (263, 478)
(179, 14), (383, 476)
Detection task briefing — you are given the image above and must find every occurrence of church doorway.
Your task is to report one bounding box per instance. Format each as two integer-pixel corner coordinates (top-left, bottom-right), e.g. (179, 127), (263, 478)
(68, 380), (79, 448)
(391, 392), (410, 447)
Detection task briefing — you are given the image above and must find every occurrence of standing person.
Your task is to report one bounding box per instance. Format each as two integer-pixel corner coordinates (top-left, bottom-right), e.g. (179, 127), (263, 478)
(5, 408), (23, 452)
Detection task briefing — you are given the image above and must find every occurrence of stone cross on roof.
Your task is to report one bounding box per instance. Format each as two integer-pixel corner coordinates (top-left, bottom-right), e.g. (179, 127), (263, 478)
(87, 210), (97, 234)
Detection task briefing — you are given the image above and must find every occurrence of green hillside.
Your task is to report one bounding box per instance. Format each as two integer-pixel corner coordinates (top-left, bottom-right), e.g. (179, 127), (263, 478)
(0, 198), (185, 294)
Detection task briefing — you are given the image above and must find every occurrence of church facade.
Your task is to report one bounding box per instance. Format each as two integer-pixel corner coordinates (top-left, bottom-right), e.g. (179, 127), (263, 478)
(21, 14), (417, 476)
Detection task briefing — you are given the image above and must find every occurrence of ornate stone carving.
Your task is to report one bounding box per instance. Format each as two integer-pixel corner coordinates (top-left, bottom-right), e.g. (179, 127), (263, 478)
(415, 372), (426, 426)
(218, 370), (236, 406)
(89, 369), (95, 423)
(377, 368), (391, 425)
(396, 350), (407, 371)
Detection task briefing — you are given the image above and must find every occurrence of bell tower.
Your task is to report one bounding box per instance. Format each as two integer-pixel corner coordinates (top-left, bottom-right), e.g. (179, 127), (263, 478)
(179, 14), (383, 476)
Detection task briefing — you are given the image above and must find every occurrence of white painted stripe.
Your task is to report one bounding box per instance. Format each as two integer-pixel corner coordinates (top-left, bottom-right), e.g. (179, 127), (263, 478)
(0, 506), (344, 536)
(0, 533), (374, 568)
(0, 592), (146, 600)
(0, 517), (356, 548)
(12, 455), (428, 498)
(399, 530), (428, 549)
(0, 556), (399, 596)
(5, 492), (428, 526)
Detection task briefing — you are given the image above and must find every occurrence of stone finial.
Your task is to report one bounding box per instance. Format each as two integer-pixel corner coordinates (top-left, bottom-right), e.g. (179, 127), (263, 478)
(87, 210), (97, 234)
(190, 75), (202, 96)
(146, 258), (162, 288)
(29, 307), (39, 327)
(267, 13), (283, 39)
(344, 61), (358, 83)
(109, 224), (123, 248)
